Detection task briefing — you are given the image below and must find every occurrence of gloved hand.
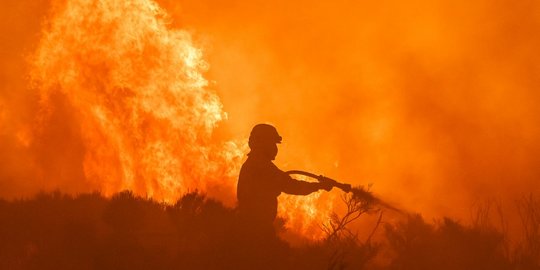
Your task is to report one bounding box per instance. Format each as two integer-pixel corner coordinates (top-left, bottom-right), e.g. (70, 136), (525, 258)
(318, 176), (334, 191)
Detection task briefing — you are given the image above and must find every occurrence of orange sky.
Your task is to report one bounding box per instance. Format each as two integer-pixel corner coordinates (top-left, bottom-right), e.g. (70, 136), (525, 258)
(1, 0), (540, 237)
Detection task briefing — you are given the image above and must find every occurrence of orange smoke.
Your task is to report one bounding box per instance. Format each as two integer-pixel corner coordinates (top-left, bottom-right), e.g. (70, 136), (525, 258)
(167, 0), (540, 228)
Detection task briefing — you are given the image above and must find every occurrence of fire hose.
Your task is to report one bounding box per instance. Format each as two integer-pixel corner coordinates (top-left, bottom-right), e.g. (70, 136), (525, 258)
(286, 170), (403, 213)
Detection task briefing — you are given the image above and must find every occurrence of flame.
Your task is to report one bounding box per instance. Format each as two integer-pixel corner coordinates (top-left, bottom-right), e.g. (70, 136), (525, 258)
(27, 0), (330, 238)
(30, 0), (238, 203)
(279, 192), (337, 239)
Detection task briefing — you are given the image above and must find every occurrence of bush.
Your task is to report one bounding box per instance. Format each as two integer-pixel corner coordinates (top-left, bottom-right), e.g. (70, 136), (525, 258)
(2, 191), (540, 269)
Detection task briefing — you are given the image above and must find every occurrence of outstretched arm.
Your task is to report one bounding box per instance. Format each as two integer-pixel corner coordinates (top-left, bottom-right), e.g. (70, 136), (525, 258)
(280, 174), (333, 195)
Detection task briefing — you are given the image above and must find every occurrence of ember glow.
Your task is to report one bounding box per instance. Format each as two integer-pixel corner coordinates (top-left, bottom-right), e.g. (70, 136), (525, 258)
(1, 0), (540, 241)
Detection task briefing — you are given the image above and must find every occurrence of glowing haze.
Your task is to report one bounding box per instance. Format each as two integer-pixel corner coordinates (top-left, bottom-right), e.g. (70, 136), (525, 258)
(1, 0), (540, 239)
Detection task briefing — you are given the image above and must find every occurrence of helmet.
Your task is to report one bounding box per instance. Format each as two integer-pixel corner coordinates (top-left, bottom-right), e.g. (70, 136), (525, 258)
(248, 124), (282, 147)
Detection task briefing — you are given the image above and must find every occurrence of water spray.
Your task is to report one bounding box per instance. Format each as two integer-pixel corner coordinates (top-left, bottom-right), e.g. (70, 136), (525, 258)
(286, 170), (403, 213)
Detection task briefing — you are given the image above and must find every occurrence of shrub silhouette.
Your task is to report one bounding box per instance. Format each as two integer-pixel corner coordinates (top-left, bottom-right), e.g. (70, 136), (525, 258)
(384, 214), (511, 270)
(1, 191), (539, 269)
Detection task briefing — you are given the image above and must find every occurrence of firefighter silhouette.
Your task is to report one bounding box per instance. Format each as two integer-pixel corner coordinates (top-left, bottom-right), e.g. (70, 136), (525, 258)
(234, 124), (334, 268)
(237, 124), (333, 239)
